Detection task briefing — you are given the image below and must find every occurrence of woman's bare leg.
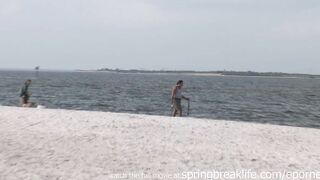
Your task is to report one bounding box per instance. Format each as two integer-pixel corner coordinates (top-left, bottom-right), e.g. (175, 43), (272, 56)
(172, 109), (177, 117)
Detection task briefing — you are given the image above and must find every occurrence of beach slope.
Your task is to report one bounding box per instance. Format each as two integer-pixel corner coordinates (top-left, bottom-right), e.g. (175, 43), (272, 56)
(0, 106), (319, 179)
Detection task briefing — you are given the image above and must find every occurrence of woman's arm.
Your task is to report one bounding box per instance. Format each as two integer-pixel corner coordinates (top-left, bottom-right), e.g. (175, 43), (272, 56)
(171, 86), (177, 104)
(182, 95), (189, 101)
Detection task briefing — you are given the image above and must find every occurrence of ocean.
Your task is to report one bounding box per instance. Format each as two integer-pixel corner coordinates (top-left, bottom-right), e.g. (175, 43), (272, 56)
(1, 70), (320, 128)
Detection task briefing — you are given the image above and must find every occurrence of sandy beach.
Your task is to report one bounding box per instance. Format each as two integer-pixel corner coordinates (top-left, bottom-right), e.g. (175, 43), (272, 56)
(0, 106), (319, 180)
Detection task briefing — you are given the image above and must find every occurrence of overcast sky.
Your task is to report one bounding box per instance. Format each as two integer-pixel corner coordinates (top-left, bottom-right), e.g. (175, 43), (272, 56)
(0, 0), (319, 74)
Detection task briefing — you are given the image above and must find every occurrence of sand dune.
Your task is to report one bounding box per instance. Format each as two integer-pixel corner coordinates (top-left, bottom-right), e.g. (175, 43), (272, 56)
(0, 106), (319, 180)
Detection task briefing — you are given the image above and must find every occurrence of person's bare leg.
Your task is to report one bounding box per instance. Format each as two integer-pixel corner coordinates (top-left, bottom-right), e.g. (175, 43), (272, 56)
(24, 103), (31, 107)
(172, 109), (177, 117)
(21, 102), (33, 107)
(20, 98), (25, 107)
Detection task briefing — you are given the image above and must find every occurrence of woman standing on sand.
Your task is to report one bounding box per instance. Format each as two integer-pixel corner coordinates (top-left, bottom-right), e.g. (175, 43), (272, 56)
(171, 80), (190, 117)
(20, 80), (33, 107)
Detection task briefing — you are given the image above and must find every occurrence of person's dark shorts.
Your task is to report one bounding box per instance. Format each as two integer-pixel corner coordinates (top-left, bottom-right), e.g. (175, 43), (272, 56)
(173, 98), (182, 111)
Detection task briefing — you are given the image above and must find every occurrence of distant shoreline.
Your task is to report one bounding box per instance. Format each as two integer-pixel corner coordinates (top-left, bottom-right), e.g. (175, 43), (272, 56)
(95, 68), (320, 79)
(1, 68), (320, 79)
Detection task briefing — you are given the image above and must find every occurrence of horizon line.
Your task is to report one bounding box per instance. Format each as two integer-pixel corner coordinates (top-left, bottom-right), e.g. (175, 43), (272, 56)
(0, 67), (320, 76)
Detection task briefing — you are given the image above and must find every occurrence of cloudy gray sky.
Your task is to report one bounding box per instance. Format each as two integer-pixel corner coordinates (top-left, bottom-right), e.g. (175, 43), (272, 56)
(0, 0), (319, 74)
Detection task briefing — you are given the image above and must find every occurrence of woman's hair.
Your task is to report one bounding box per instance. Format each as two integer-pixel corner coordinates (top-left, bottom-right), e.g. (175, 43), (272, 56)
(176, 80), (183, 85)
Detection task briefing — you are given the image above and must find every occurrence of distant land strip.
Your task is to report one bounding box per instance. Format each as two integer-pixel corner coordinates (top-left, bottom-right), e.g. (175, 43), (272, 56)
(94, 68), (320, 78)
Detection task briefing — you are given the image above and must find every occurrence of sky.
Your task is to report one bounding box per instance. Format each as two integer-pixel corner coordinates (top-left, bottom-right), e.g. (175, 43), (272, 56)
(0, 0), (319, 74)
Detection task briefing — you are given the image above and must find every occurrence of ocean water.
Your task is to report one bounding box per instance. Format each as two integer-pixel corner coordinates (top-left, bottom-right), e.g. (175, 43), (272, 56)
(1, 70), (320, 128)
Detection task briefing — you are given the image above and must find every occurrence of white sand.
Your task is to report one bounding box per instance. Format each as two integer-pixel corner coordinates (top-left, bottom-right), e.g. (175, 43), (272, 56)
(0, 106), (319, 180)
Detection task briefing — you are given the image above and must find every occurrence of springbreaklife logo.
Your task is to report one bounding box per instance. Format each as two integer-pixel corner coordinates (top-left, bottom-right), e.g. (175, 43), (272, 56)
(181, 170), (320, 180)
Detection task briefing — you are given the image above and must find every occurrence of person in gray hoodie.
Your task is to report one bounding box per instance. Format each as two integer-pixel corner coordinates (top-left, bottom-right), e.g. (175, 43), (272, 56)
(20, 79), (33, 107)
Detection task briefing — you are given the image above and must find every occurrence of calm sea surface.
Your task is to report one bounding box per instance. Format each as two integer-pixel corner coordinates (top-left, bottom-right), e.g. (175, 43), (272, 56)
(1, 70), (320, 128)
